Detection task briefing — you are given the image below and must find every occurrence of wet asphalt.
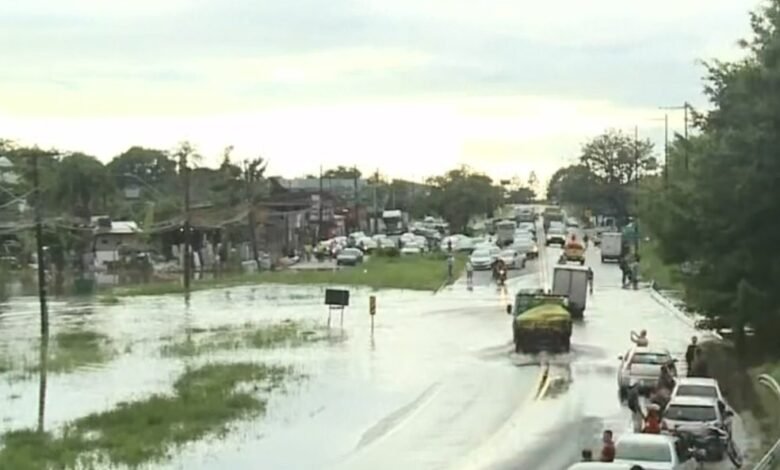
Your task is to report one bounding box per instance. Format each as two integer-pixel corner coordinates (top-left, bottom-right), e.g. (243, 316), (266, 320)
(0, 239), (751, 469)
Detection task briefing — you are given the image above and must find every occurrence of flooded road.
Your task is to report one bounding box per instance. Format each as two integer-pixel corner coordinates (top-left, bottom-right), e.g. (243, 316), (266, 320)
(0, 241), (751, 469)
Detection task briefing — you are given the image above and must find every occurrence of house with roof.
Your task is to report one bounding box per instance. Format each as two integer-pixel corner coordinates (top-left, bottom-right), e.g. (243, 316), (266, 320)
(91, 217), (144, 269)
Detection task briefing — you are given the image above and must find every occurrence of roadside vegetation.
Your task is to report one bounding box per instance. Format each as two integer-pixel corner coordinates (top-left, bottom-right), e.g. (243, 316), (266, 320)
(161, 320), (327, 357)
(637, 241), (681, 291)
(109, 254), (466, 297)
(0, 329), (115, 376)
(0, 362), (295, 469)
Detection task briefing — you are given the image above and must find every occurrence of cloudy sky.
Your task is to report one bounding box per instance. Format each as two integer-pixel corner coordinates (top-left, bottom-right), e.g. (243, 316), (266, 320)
(0, 0), (755, 181)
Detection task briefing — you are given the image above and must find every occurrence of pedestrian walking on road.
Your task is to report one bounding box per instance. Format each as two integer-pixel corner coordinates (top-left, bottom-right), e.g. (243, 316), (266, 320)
(690, 348), (709, 378)
(465, 260), (474, 288)
(626, 384), (643, 432)
(685, 336), (699, 376)
(447, 254), (454, 281)
(619, 256), (629, 287)
(600, 430), (616, 462)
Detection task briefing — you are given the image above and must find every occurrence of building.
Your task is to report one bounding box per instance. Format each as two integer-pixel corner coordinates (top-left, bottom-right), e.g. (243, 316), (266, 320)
(92, 217), (143, 269)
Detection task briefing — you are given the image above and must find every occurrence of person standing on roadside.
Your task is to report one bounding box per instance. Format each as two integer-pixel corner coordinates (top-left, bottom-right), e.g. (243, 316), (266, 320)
(619, 255), (630, 287)
(447, 254), (454, 281)
(587, 267), (594, 294)
(627, 383), (643, 431)
(685, 336), (699, 377)
(465, 260), (474, 288)
(600, 430), (616, 462)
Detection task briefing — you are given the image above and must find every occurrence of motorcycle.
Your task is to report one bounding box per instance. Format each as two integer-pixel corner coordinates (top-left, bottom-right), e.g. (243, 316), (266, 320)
(670, 425), (742, 467)
(496, 268), (507, 286)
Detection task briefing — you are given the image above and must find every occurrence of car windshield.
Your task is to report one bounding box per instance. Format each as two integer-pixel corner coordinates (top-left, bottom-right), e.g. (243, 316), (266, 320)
(472, 250), (490, 257)
(615, 441), (672, 462)
(665, 404), (717, 422)
(676, 385), (719, 399)
(343, 249), (361, 256)
(631, 353), (670, 365)
(500, 251), (515, 257)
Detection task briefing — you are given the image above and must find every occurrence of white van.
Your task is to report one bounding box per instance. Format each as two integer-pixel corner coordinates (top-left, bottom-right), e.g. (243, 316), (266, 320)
(600, 231), (622, 263)
(552, 265), (589, 318)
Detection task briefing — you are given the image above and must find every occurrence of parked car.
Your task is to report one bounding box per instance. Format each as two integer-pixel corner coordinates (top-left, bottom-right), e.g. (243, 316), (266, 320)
(512, 235), (538, 259)
(663, 395), (729, 435)
(670, 377), (724, 403)
(358, 237), (378, 253)
(336, 248), (364, 266)
(455, 236), (475, 252)
(566, 464), (632, 470)
(613, 433), (698, 470)
(378, 237), (397, 249)
(469, 248), (494, 270)
(498, 249), (526, 269)
(400, 243), (423, 256)
(617, 346), (675, 394)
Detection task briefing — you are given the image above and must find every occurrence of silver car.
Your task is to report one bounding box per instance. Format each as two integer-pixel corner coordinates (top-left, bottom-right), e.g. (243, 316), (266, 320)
(498, 249), (526, 269)
(469, 248), (494, 270)
(617, 346), (675, 393)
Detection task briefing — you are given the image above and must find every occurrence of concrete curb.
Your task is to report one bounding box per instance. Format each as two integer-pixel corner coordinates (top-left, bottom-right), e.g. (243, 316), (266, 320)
(647, 286), (723, 341)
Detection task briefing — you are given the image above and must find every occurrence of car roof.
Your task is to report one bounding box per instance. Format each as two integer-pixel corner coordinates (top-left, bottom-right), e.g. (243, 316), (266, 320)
(668, 395), (719, 407)
(675, 377), (719, 387)
(631, 346), (671, 355)
(616, 433), (676, 446)
(567, 463), (631, 470)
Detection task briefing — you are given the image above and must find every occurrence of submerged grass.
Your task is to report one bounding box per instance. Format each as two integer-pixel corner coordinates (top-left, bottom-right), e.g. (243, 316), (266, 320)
(162, 320), (323, 358)
(112, 254), (466, 297)
(0, 329), (115, 376)
(0, 362), (294, 469)
(639, 240), (682, 291)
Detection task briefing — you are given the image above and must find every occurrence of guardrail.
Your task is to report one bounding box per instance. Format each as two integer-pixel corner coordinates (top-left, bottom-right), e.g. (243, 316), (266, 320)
(752, 374), (780, 470)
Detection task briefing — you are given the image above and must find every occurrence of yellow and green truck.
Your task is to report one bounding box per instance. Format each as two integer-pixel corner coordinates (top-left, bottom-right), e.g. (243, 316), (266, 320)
(508, 290), (573, 354)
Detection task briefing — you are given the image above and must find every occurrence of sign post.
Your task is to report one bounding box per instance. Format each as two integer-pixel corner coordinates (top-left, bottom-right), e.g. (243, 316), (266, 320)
(369, 295), (376, 334)
(325, 289), (350, 328)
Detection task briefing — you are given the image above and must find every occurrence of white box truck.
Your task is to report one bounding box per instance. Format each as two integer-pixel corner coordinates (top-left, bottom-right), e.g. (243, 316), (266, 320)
(551, 265), (589, 318)
(600, 231), (623, 263)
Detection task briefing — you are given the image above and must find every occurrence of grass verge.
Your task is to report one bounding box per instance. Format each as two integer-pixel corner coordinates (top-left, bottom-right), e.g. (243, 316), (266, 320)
(161, 320), (326, 357)
(639, 240), (682, 291)
(0, 362), (294, 469)
(0, 329), (115, 376)
(111, 254), (466, 297)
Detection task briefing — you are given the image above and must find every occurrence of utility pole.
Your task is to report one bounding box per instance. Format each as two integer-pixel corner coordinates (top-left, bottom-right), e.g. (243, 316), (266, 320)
(32, 151), (48, 338)
(372, 169), (379, 235)
(318, 165), (324, 240)
(353, 166), (359, 233)
(244, 160), (261, 270)
(683, 102), (690, 172)
(179, 147), (192, 292)
(663, 113), (669, 187)
(634, 125), (640, 256)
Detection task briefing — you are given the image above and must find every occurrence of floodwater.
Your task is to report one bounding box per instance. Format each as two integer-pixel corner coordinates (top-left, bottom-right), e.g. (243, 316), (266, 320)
(0, 240), (758, 469)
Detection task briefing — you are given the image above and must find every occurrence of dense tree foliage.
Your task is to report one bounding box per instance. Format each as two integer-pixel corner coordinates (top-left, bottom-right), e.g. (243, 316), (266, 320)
(424, 167), (503, 232)
(639, 0), (780, 355)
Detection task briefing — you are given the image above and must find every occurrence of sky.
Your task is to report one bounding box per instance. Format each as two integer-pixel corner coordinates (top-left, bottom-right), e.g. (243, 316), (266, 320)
(0, 0), (757, 182)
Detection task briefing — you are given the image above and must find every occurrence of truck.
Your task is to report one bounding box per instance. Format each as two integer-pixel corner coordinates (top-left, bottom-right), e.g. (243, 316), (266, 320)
(600, 231), (622, 263)
(551, 265), (589, 319)
(495, 219), (517, 247)
(543, 208), (564, 231)
(382, 210), (408, 236)
(515, 207), (536, 223)
(508, 289), (572, 354)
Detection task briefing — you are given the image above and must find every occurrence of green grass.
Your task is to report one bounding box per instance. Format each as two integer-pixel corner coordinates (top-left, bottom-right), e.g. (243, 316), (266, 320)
(162, 320), (325, 357)
(111, 254), (466, 297)
(0, 330), (116, 376)
(0, 362), (294, 470)
(639, 240), (682, 290)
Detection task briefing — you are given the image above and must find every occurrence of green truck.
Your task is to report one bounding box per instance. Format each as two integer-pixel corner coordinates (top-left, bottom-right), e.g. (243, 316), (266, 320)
(507, 289), (573, 354)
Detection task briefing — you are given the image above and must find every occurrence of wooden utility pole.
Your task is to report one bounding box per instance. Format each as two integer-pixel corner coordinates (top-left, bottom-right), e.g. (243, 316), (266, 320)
(683, 102), (690, 172)
(179, 147), (192, 292)
(244, 160), (261, 270)
(32, 151), (48, 337)
(318, 165), (324, 240)
(634, 125), (640, 256)
(372, 170), (379, 234)
(353, 166), (359, 232)
(663, 113), (669, 187)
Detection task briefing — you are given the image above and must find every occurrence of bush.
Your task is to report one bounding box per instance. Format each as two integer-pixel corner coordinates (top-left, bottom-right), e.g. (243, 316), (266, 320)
(375, 247), (400, 258)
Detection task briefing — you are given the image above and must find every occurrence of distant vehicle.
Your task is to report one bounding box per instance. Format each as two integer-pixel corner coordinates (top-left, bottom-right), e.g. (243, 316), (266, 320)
(336, 248), (364, 266)
(378, 238), (397, 249)
(469, 248), (494, 270)
(566, 217), (579, 228)
(509, 290), (572, 354)
(498, 249), (526, 270)
(563, 238), (586, 265)
(495, 220), (517, 247)
(382, 210), (408, 236)
(600, 231), (623, 263)
(613, 433), (697, 470)
(400, 244), (423, 256)
(515, 207), (536, 223)
(512, 236), (538, 259)
(543, 208), (564, 231)
(348, 231), (367, 246)
(357, 237), (378, 253)
(551, 265), (589, 318)
(671, 378), (724, 402)
(617, 346), (675, 394)
(546, 225), (567, 246)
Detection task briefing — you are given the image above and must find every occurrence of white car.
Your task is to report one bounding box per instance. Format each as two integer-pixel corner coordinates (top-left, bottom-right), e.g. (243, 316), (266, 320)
(455, 237), (475, 252)
(413, 235), (429, 251)
(469, 248), (494, 270)
(567, 463), (632, 470)
(336, 248), (364, 266)
(613, 433), (698, 470)
(663, 395), (727, 435)
(498, 249), (526, 269)
(378, 237), (397, 249)
(546, 226), (567, 246)
(670, 377), (724, 403)
(512, 236), (538, 259)
(358, 237), (378, 252)
(617, 346), (675, 393)
(400, 243), (423, 256)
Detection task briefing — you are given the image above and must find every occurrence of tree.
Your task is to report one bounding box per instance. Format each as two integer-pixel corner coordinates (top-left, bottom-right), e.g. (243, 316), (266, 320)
(580, 129), (656, 185)
(323, 166), (361, 179)
(54, 153), (114, 218)
(426, 166), (502, 232)
(107, 146), (176, 191)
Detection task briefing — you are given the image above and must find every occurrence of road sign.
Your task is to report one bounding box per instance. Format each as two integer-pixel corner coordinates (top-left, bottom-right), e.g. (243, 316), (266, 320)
(369, 295), (376, 316)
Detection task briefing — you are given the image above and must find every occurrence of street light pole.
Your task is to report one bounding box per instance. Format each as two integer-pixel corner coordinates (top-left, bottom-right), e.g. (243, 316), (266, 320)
(659, 102), (691, 175)
(634, 125), (640, 256)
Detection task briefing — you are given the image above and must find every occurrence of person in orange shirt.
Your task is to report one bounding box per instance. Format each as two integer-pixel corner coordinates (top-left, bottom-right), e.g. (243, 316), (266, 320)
(642, 405), (663, 434)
